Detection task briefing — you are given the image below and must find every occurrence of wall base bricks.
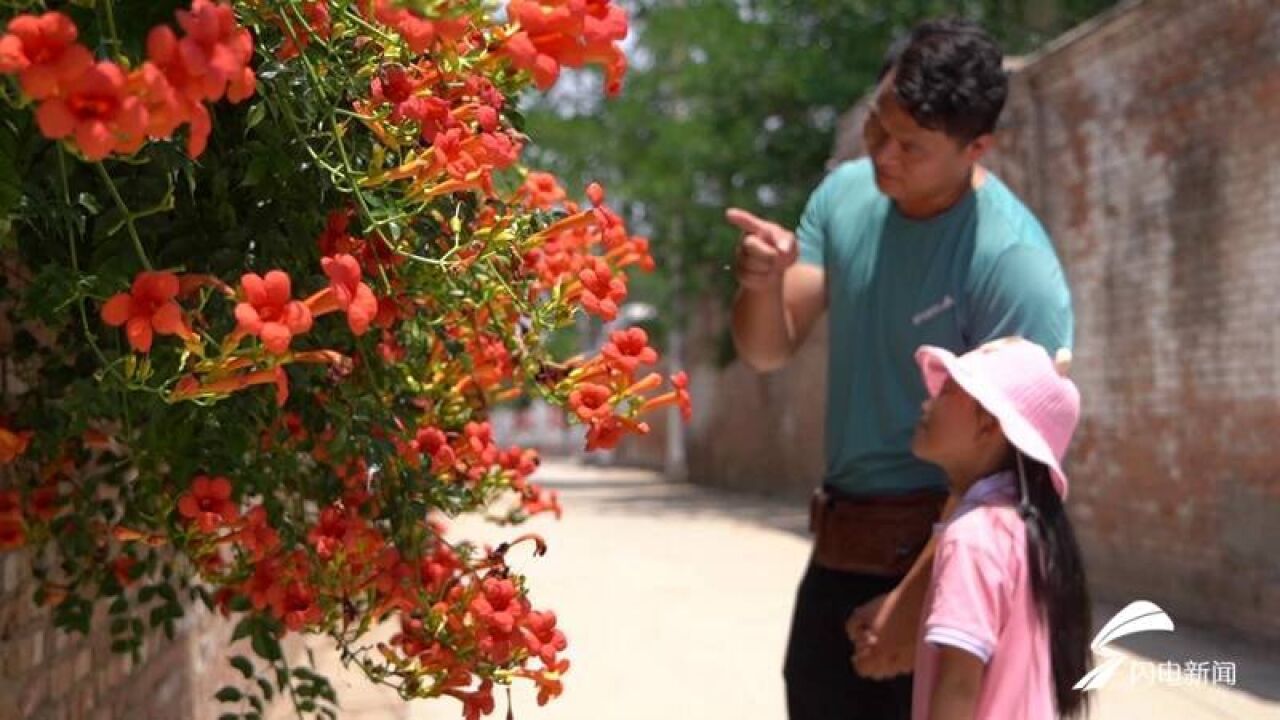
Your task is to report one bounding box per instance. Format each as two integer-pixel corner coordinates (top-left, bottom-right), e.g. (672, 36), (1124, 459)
(0, 543), (294, 720)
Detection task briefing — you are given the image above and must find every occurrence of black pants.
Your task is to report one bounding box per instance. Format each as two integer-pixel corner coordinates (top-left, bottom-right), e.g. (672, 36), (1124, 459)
(783, 562), (913, 720)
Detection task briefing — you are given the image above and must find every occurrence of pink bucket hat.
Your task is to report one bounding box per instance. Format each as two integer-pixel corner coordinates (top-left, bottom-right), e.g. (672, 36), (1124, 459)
(915, 338), (1080, 499)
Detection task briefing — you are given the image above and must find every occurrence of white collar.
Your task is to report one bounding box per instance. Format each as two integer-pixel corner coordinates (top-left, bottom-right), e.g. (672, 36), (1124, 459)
(961, 470), (1017, 507)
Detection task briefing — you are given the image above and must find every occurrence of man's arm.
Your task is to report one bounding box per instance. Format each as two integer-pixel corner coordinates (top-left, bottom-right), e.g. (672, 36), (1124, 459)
(726, 208), (827, 372)
(732, 263), (826, 372)
(849, 494), (959, 677)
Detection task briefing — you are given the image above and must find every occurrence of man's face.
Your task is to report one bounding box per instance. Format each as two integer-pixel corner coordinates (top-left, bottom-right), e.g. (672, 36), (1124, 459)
(863, 72), (980, 207)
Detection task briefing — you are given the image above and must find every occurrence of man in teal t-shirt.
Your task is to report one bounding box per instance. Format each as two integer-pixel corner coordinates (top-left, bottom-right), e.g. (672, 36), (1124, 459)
(727, 19), (1073, 720)
(796, 158), (1072, 498)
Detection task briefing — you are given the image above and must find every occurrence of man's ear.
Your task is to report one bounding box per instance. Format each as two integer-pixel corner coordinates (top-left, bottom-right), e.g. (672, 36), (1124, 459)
(964, 133), (995, 164)
(1054, 348), (1073, 376)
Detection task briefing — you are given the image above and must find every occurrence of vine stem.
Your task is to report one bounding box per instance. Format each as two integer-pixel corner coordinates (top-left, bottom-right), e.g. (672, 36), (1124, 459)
(272, 3), (461, 272)
(94, 162), (154, 271)
(61, 150), (134, 429)
(101, 0), (121, 53)
(280, 651), (306, 719)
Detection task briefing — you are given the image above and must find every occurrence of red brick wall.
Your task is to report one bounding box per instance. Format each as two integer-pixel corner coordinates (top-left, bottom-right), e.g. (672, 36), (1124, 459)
(688, 0), (1280, 639)
(0, 548), (201, 720)
(988, 0), (1280, 639)
(0, 311), (273, 716)
(1, 541), (315, 719)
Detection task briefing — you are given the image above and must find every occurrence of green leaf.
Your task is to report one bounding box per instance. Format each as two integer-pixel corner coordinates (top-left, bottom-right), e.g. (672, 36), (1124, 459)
(251, 630), (282, 662)
(214, 687), (243, 703)
(157, 583), (179, 605)
(230, 655), (254, 679)
(256, 677), (274, 701)
(0, 117), (21, 223)
(76, 192), (101, 215)
(246, 103), (267, 131)
(242, 154), (271, 188)
(231, 617), (255, 642)
(191, 585), (216, 610)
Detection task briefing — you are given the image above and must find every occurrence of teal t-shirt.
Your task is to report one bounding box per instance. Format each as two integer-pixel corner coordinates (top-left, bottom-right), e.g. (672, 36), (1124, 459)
(797, 159), (1074, 496)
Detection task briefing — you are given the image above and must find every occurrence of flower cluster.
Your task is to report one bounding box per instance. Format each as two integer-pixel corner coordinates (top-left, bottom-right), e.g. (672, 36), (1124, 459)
(0, 3), (255, 159)
(0, 1), (675, 718)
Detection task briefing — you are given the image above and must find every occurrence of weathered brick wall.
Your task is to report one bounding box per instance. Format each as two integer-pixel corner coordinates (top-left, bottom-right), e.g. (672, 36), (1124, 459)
(0, 296), (265, 716)
(1, 542), (314, 720)
(688, 0), (1280, 639)
(0, 548), (204, 720)
(989, 0), (1280, 639)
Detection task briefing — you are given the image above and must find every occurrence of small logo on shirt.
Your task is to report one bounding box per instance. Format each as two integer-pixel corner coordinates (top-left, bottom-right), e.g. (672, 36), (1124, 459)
(1072, 600), (1239, 692)
(912, 295), (955, 326)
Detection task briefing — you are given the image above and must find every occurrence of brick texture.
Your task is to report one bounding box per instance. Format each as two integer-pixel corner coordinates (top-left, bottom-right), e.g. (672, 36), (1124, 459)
(0, 545), (273, 719)
(0, 538), (320, 717)
(990, 0), (1280, 640)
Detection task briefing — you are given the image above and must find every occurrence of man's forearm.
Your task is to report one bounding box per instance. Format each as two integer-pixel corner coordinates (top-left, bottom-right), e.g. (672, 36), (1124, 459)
(893, 494), (957, 620)
(896, 532), (936, 617)
(731, 285), (793, 372)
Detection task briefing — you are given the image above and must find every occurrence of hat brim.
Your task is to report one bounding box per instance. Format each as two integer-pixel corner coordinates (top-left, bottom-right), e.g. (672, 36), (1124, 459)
(915, 346), (1070, 499)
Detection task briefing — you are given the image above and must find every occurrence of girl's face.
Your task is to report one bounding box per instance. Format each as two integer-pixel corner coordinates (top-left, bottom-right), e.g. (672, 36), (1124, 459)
(912, 377), (997, 471)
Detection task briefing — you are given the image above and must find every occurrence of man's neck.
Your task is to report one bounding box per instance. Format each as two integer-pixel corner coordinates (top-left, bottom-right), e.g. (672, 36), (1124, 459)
(895, 166), (986, 220)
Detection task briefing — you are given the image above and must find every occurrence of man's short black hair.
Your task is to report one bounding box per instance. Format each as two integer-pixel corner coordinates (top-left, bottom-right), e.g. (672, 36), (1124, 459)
(878, 18), (1008, 143)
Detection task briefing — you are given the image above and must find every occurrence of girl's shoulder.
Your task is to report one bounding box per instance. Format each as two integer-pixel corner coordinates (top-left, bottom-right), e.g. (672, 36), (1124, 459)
(938, 500), (1027, 565)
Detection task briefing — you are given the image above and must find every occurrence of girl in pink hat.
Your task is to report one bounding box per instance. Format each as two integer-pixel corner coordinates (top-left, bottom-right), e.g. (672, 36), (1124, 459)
(909, 338), (1092, 720)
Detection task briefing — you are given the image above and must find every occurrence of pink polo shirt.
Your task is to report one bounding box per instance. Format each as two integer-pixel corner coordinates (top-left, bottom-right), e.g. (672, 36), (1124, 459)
(911, 472), (1056, 720)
